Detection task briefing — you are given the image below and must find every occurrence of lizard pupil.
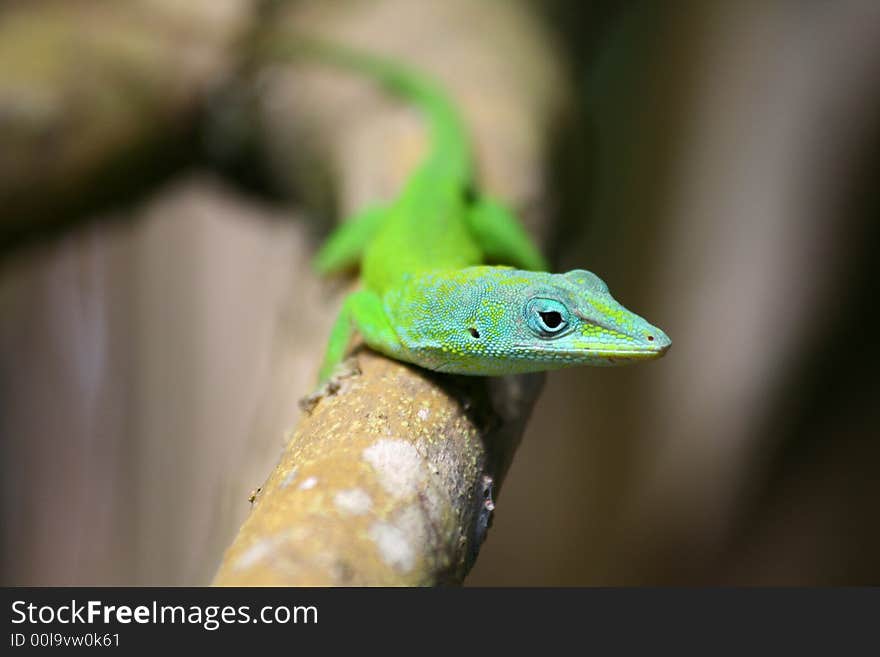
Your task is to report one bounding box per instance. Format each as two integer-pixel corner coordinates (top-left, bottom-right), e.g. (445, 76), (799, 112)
(539, 311), (563, 330)
(469, 327), (481, 339)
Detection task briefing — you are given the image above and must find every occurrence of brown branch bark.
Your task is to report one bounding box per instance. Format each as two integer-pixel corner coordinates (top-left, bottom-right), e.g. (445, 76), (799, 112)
(212, 0), (573, 585)
(0, 0), (253, 248)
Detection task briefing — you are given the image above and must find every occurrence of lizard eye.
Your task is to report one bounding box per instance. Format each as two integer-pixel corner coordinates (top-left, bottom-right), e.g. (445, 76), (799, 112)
(539, 311), (562, 329)
(526, 298), (570, 337)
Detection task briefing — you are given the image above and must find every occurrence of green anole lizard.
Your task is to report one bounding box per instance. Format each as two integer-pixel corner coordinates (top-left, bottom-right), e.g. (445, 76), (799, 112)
(273, 41), (671, 383)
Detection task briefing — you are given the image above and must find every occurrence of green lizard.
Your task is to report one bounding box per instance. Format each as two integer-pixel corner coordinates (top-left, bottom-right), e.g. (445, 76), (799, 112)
(276, 41), (671, 382)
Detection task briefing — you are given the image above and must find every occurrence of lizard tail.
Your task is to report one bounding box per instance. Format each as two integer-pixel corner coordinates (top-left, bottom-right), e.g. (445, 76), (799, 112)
(259, 34), (472, 183)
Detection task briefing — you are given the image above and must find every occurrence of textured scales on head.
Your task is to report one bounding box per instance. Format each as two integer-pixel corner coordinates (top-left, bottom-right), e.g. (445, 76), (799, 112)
(383, 266), (671, 375)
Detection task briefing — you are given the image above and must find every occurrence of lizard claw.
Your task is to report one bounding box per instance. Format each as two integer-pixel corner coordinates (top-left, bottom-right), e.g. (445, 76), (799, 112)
(298, 358), (362, 414)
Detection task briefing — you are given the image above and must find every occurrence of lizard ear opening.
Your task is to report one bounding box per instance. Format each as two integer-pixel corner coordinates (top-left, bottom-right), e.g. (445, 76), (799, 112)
(462, 183), (479, 205)
(468, 327), (481, 339)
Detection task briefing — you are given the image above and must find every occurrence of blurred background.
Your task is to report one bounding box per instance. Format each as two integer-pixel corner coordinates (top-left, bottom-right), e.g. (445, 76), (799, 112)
(2, 0), (879, 585)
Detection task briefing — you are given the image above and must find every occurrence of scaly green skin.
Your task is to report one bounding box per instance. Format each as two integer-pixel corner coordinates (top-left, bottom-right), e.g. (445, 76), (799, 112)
(298, 44), (671, 382)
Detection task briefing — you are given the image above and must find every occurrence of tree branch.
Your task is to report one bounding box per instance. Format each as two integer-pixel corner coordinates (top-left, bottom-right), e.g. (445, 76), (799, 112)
(213, 0), (572, 586)
(0, 0), (251, 249)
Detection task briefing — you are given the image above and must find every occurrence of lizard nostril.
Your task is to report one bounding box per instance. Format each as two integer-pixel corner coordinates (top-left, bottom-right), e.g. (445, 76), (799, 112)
(647, 335), (654, 342)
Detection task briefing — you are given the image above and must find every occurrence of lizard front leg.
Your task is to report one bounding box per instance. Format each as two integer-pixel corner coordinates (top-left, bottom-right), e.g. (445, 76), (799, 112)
(313, 204), (388, 276)
(465, 195), (548, 271)
(317, 289), (403, 383)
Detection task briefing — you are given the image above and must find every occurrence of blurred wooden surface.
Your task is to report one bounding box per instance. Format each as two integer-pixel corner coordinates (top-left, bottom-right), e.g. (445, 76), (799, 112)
(0, 0), (253, 247)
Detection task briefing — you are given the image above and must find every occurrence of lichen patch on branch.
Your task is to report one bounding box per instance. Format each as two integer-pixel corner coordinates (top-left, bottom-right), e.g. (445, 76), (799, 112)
(362, 438), (425, 498)
(334, 488), (373, 515)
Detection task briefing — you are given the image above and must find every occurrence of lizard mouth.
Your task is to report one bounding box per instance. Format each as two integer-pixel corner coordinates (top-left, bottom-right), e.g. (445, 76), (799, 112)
(596, 343), (671, 361)
(512, 343), (670, 361)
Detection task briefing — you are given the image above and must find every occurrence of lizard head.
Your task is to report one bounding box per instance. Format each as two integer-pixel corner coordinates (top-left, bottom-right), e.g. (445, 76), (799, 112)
(391, 266), (671, 375)
(510, 269), (671, 369)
